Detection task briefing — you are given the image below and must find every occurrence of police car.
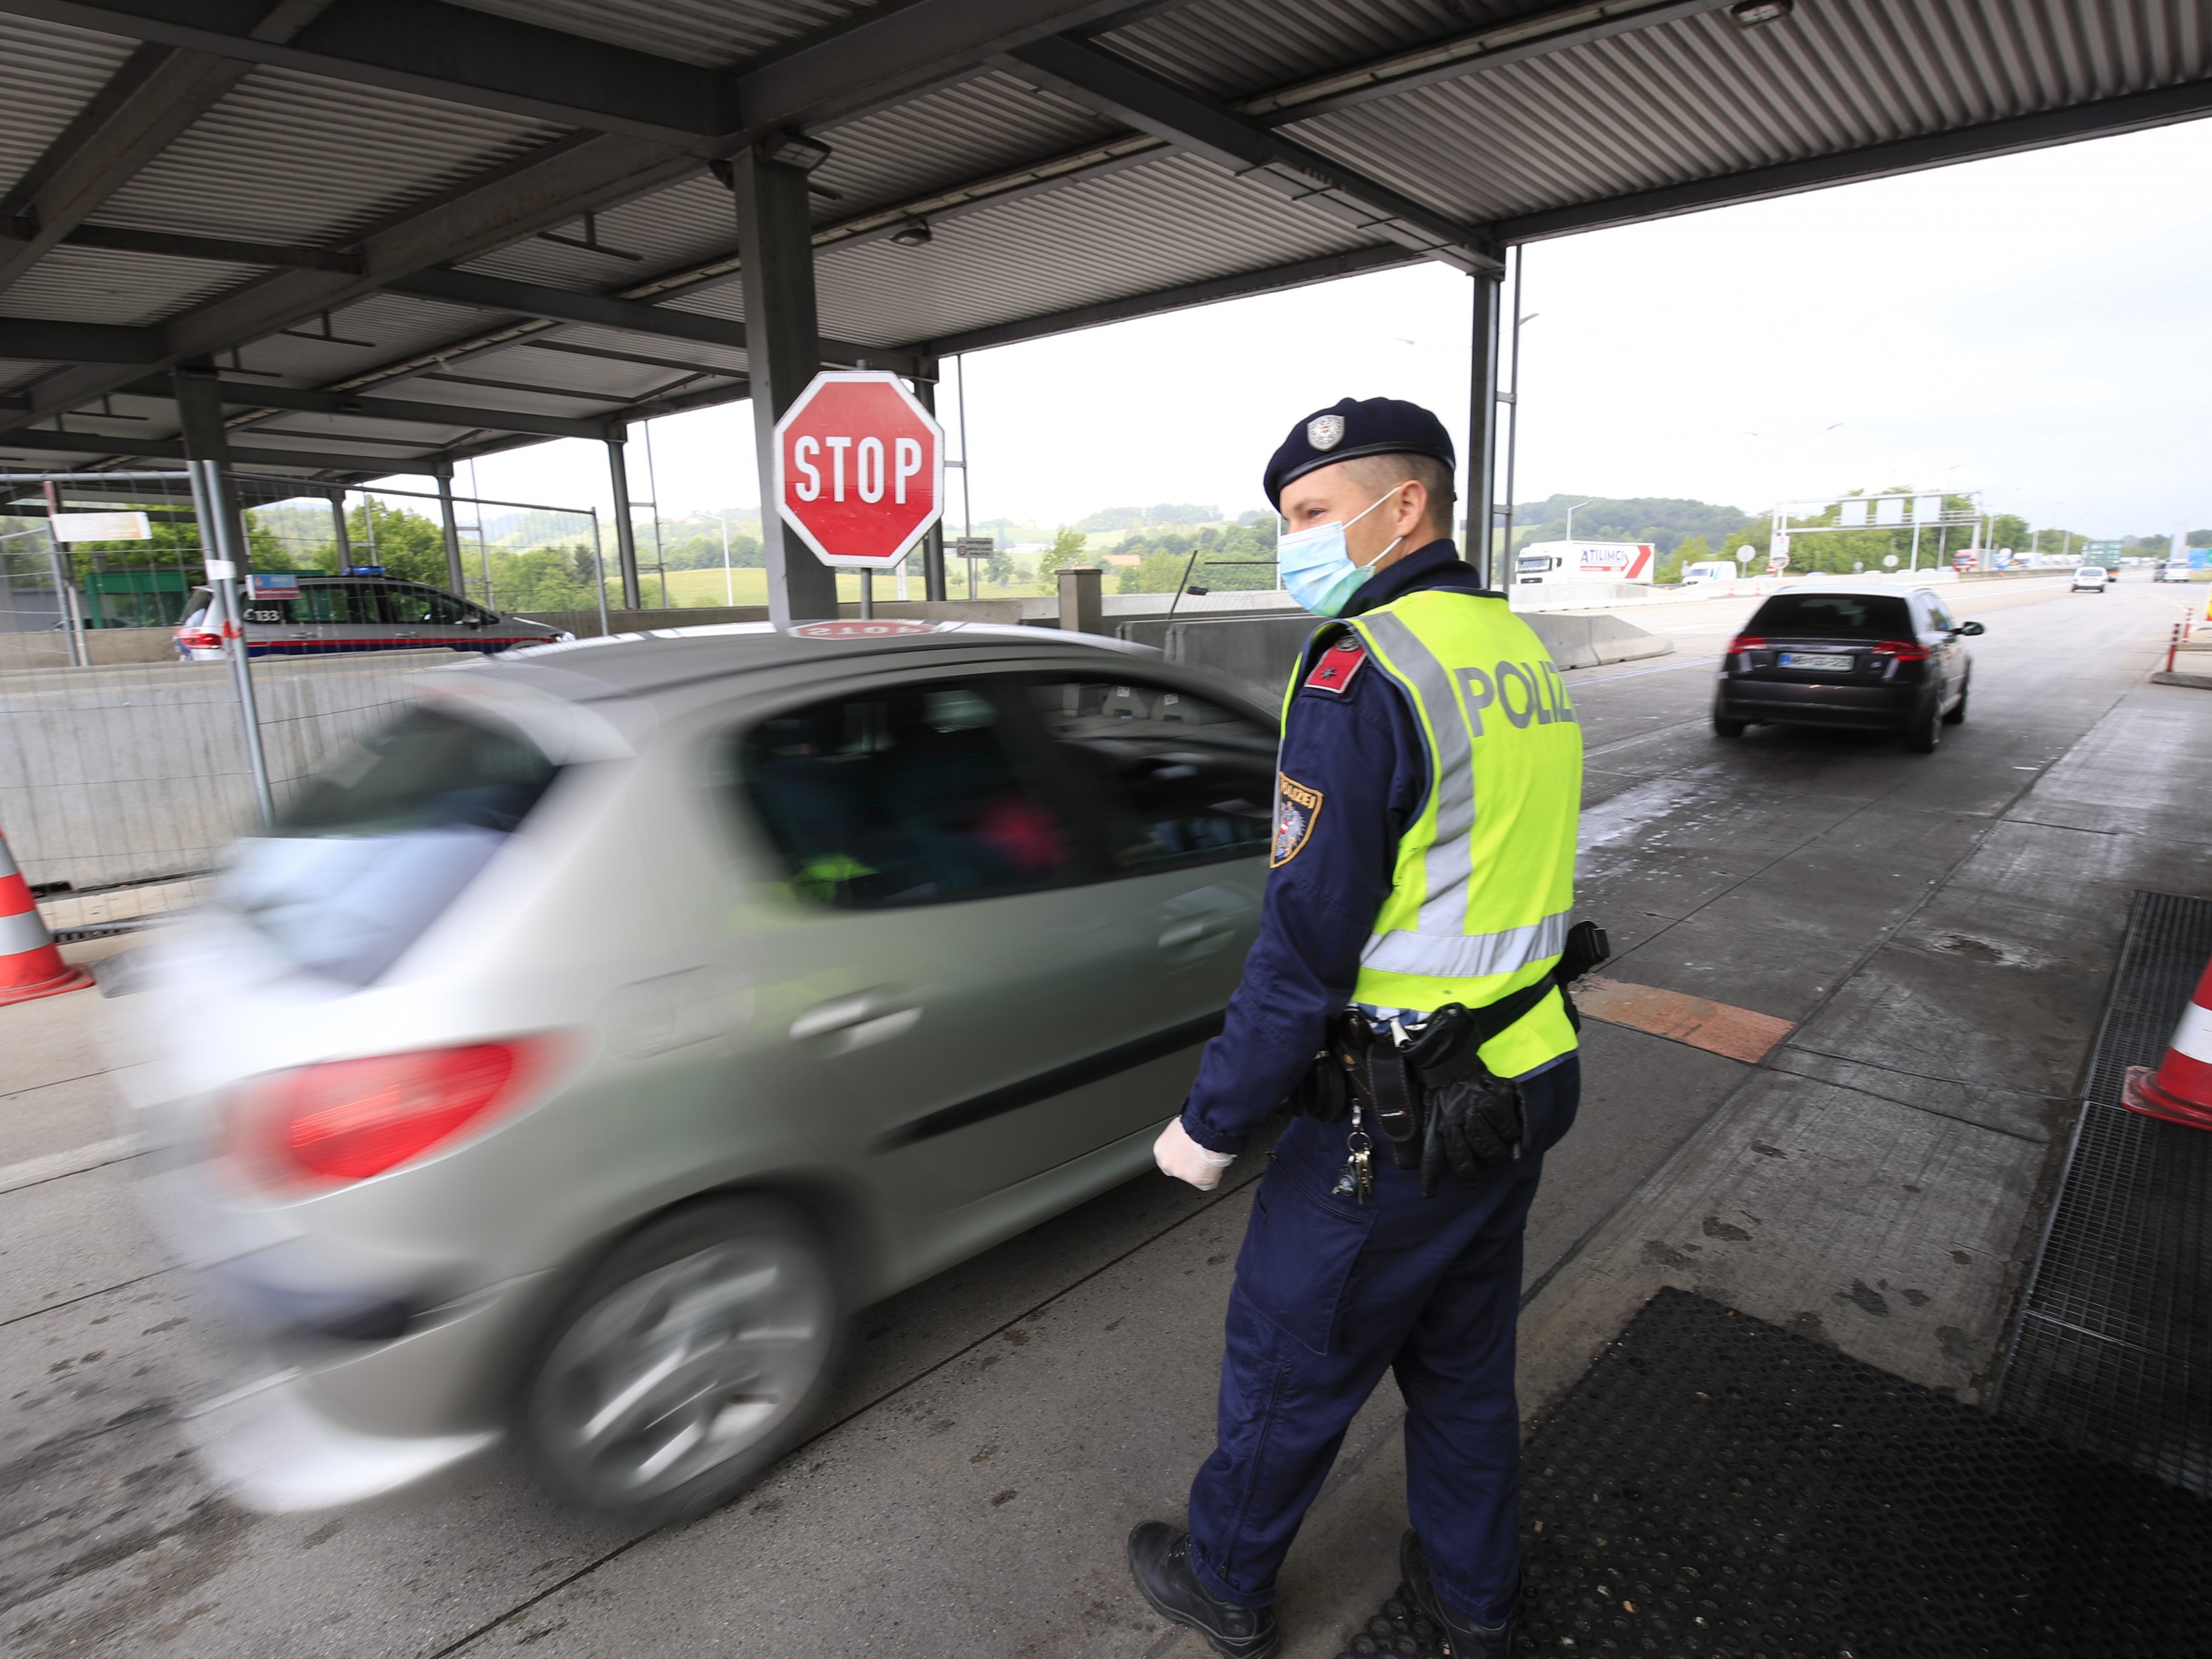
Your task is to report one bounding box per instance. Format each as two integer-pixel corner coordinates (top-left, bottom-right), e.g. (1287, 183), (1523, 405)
(121, 620), (1274, 1523)
(174, 570), (568, 659)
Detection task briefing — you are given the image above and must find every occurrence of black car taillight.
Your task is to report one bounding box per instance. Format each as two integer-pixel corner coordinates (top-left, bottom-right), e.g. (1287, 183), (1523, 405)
(1869, 640), (1931, 662)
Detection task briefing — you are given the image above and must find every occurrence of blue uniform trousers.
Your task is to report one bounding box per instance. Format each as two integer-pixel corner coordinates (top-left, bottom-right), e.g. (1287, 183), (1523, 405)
(1186, 1055), (1579, 1627)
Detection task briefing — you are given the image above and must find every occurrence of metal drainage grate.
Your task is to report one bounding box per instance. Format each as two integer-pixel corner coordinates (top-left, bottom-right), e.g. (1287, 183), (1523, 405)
(1993, 889), (2212, 1496)
(1332, 1289), (2212, 1658)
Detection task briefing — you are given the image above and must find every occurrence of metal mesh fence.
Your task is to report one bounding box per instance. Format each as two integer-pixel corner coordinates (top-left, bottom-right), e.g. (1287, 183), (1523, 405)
(0, 469), (597, 937)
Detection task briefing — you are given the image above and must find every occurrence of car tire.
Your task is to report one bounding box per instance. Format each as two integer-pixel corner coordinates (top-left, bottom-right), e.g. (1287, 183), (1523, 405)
(522, 1197), (843, 1524)
(1713, 712), (1747, 739)
(1903, 698), (1942, 754)
(1943, 676), (1970, 725)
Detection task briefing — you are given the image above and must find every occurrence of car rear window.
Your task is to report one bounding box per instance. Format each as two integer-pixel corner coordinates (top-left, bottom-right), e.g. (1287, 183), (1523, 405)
(1747, 593), (1912, 638)
(218, 706), (560, 985)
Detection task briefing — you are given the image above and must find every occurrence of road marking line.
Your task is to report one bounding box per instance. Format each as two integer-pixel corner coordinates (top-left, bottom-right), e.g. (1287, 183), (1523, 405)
(1575, 976), (1795, 1064)
(0, 1132), (146, 1195)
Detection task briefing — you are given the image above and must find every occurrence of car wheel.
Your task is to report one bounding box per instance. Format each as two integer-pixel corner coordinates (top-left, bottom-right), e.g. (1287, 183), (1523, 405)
(1943, 676), (1970, 725)
(1903, 698), (1942, 754)
(524, 1197), (842, 1524)
(1713, 711), (1747, 739)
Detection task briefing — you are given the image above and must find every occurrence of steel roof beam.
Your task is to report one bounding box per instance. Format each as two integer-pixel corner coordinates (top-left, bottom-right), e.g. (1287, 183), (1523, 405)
(60, 222), (363, 272)
(0, 2), (334, 299)
(908, 242), (1421, 358)
(0, 423), (439, 473)
(1234, 0), (1733, 126)
(1487, 75), (2212, 244)
(1, 129), (703, 429)
(1002, 36), (1501, 275)
(0, 317), (161, 362)
(385, 266), (917, 375)
(0, 0), (1146, 154)
(114, 373), (614, 440)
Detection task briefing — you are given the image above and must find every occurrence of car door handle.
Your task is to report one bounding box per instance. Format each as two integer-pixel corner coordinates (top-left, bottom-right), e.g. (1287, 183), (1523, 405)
(1159, 915), (1237, 950)
(790, 990), (920, 1048)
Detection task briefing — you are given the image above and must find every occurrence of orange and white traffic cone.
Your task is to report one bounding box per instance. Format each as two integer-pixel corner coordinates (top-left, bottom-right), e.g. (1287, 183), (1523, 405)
(0, 826), (94, 1007)
(2121, 957), (2212, 1132)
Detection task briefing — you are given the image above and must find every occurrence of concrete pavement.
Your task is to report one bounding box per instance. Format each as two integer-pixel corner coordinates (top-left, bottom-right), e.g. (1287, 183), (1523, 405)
(2, 575), (2205, 1657)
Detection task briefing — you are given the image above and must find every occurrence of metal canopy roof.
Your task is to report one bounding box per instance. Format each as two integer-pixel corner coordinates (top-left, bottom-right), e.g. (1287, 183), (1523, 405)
(0, 0), (2203, 484)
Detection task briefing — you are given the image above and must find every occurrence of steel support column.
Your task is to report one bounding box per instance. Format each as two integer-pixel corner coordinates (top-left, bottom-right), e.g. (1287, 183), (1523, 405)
(176, 367), (273, 826)
(730, 142), (835, 624)
(914, 357), (948, 602)
(174, 368), (248, 572)
(606, 429), (642, 611)
(434, 468), (466, 597)
(1465, 270), (1502, 588)
(330, 490), (351, 566)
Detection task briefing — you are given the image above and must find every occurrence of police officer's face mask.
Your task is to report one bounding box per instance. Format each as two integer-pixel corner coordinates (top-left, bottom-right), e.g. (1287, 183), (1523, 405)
(1276, 482), (1415, 617)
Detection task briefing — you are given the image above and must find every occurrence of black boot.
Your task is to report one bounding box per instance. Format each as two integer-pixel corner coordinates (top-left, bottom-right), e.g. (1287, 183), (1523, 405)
(1400, 1528), (1516, 1658)
(1126, 1523), (1280, 1659)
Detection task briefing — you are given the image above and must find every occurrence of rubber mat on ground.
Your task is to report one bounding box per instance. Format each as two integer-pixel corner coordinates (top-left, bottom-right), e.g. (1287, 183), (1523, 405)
(1331, 1288), (2210, 1659)
(1994, 888), (2212, 1496)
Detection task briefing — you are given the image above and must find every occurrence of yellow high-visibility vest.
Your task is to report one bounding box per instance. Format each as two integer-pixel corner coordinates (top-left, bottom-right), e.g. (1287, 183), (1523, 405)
(1290, 589), (1583, 1077)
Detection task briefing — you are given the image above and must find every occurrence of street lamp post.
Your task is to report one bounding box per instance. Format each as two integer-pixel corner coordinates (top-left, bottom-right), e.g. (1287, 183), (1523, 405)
(1564, 499), (1593, 543)
(717, 515), (733, 606)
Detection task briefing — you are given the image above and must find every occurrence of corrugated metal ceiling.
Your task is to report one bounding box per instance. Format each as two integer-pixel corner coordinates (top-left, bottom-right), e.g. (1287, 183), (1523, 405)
(1290, 0), (2211, 226)
(0, 16), (139, 188)
(95, 67), (570, 247)
(812, 150), (1379, 346)
(448, 0), (872, 71)
(0, 0), (2202, 482)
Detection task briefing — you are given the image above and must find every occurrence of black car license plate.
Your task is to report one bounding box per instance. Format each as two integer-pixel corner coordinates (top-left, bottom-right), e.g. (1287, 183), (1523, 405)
(1779, 651), (1852, 672)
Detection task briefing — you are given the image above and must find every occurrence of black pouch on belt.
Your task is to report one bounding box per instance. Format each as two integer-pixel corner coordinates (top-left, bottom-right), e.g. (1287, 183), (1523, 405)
(1365, 1043), (1424, 1169)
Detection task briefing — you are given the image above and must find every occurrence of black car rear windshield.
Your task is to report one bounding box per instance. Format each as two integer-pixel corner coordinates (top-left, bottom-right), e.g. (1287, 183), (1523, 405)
(221, 706), (559, 985)
(1748, 592), (1912, 639)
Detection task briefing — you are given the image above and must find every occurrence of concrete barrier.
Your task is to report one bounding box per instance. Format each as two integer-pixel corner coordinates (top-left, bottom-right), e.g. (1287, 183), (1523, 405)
(0, 651), (453, 892)
(1121, 607), (1672, 711)
(0, 627), (182, 671)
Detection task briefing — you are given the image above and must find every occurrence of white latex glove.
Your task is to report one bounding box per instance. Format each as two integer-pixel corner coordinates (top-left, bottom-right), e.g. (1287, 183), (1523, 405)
(1154, 1117), (1236, 1191)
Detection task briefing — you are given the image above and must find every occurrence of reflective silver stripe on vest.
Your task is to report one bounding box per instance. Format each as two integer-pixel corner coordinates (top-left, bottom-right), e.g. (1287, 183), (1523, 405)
(1361, 909), (1570, 981)
(1356, 609), (1475, 936)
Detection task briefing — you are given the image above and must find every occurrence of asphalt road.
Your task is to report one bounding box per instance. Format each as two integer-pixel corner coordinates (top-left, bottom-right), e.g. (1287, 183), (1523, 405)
(1, 573), (2197, 1659)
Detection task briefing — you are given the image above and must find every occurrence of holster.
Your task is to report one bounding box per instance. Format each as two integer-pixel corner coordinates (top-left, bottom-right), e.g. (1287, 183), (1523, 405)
(1286, 919), (1614, 1158)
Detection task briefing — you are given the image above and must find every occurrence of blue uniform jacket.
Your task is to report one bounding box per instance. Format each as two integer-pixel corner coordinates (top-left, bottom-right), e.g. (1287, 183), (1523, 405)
(1179, 540), (1493, 1156)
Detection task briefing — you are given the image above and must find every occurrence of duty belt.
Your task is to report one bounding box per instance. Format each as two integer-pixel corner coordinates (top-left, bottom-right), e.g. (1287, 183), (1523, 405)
(1293, 918), (1609, 1172)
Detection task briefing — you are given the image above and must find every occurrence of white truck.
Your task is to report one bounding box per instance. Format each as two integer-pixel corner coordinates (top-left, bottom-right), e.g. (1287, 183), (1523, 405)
(1513, 539), (1656, 586)
(1680, 559), (1739, 586)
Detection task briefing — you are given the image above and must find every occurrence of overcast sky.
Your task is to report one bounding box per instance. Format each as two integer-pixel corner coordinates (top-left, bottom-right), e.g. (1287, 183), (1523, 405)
(419, 116), (2212, 542)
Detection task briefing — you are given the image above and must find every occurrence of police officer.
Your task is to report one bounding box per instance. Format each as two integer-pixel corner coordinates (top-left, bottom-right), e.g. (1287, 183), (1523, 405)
(1126, 397), (1585, 1659)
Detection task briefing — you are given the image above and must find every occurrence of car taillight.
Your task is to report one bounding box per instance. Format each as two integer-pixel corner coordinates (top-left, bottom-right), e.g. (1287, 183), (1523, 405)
(1727, 634), (1766, 654)
(228, 1036), (567, 1189)
(1870, 640), (1931, 662)
(177, 629), (222, 651)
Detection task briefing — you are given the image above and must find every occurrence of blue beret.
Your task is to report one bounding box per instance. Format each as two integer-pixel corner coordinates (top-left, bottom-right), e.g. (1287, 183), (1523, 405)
(1264, 396), (1456, 508)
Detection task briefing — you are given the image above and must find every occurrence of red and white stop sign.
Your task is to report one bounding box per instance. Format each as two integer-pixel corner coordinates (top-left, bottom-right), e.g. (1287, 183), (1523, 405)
(772, 371), (944, 568)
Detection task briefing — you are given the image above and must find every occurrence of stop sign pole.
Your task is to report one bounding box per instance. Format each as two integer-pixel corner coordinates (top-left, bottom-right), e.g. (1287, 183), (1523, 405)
(772, 371), (944, 618)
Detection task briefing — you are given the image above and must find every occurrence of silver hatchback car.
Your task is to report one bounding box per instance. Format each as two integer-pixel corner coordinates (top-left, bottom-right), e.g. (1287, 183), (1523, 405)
(125, 620), (1276, 1521)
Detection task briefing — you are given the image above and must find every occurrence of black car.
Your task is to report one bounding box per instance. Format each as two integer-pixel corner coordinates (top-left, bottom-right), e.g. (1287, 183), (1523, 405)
(1713, 585), (1983, 753)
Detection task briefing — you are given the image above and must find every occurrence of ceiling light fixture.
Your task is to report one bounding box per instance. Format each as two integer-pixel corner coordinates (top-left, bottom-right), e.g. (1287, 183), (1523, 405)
(1728, 0), (1794, 25)
(889, 220), (933, 248)
(759, 132), (833, 173)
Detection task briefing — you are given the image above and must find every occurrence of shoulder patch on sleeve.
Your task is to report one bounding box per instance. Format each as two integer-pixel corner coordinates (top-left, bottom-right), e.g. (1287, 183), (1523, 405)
(1301, 635), (1368, 696)
(1272, 773), (1323, 867)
